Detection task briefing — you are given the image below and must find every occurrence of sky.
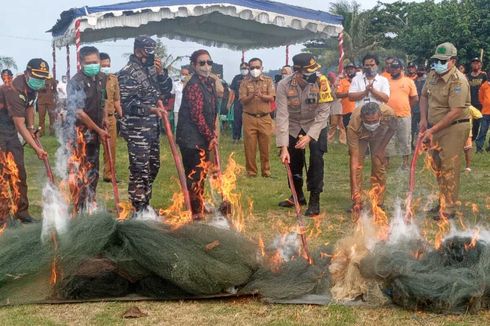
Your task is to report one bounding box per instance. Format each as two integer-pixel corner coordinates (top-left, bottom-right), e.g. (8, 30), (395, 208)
(0, 0), (421, 81)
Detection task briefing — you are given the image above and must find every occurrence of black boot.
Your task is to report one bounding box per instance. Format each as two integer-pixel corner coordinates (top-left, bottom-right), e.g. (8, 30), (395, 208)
(305, 192), (320, 217)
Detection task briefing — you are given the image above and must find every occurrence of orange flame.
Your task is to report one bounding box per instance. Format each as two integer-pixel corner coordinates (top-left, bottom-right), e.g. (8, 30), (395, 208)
(465, 227), (480, 251)
(160, 191), (192, 228)
(0, 152), (21, 216)
(117, 201), (133, 221)
(367, 184), (389, 240)
(49, 232), (59, 286)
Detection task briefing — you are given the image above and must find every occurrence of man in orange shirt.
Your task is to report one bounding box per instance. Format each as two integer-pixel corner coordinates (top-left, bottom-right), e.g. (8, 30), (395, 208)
(336, 63), (356, 128)
(475, 69), (490, 152)
(386, 58), (418, 168)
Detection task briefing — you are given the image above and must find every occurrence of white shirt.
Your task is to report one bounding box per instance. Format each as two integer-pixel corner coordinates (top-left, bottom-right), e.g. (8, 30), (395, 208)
(57, 81), (67, 99)
(349, 73), (390, 108)
(172, 80), (184, 113)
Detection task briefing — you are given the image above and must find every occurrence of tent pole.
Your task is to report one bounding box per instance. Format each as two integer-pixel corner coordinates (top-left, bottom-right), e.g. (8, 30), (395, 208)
(66, 45), (71, 81)
(75, 19), (81, 72)
(52, 42), (57, 80)
(338, 31), (344, 74)
(285, 45), (289, 66)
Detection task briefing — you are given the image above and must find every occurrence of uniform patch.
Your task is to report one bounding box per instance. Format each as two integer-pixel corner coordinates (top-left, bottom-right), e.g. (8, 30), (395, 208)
(19, 94), (26, 102)
(453, 85), (462, 94)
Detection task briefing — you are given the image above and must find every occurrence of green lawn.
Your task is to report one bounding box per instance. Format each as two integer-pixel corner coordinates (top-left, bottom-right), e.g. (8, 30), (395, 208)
(0, 127), (489, 325)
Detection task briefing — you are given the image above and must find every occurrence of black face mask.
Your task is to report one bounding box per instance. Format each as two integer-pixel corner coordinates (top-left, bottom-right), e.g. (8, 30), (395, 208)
(347, 72), (356, 79)
(144, 53), (155, 67)
(391, 72), (401, 79)
(303, 73), (317, 84)
(417, 72), (425, 77)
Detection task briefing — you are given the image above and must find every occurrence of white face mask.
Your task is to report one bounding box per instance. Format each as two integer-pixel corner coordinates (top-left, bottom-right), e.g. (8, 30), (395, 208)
(363, 121), (381, 132)
(196, 65), (212, 78)
(250, 68), (262, 78)
(100, 67), (111, 75)
(240, 69), (249, 76)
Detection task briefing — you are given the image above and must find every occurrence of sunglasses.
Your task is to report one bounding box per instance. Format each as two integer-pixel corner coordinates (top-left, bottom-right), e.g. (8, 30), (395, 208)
(198, 60), (213, 66)
(144, 47), (155, 55)
(434, 59), (448, 65)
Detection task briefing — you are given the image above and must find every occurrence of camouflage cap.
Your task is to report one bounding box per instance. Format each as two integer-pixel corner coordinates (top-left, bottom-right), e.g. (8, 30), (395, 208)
(431, 42), (457, 60)
(134, 36), (156, 52)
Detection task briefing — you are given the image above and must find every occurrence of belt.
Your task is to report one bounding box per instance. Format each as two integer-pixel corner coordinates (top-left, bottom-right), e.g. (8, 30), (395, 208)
(107, 113), (115, 117)
(244, 112), (269, 118)
(451, 118), (470, 126)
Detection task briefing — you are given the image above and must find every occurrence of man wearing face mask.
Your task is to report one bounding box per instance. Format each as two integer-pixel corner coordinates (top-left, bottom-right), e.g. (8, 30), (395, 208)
(276, 53), (333, 216)
(0, 58), (50, 226)
(67, 46), (108, 212)
(349, 54), (390, 108)
(229, 62), (249, 144)
(239, 58), (275, 177)
(467, 57), (487, 141)
(1, 69), (13, 86)
(172, 67), (190, 131)
(118, 36), (172, 215)
(336, 63), (356, 128)
(385, 58), (418, 169)
(419, 42), (471, 220)
(100, 52), (122, 183)
(347, 102), (396, 216)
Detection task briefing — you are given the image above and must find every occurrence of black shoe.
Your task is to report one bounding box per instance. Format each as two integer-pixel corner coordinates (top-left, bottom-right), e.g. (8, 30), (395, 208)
(433, 211), (456, 221)
(428, 204), (440, 214)
(103, 178), (120, 183)
(305, 192), (320, 217)
(278, 195), (306, 208)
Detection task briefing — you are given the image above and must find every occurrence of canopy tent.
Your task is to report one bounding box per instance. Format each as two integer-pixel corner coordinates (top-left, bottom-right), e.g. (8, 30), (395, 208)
(48, 0), (343, 78)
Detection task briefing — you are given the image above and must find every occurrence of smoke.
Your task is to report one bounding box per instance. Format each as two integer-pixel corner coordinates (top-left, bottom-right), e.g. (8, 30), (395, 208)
(41, 182), (69, 242)
(269, 232), (301, 262)
(41, 82), (86, 240)
(387, 198), (421, 245)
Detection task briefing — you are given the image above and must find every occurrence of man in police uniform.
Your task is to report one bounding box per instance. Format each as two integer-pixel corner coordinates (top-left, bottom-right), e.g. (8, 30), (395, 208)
(276, 53), (332, 216)
(420, 42), (471, 220)
(0, 59), (49, 226)
(347, 102), (396, 216)
(239, 57), (275, 177)
(118, 36), (172, 214)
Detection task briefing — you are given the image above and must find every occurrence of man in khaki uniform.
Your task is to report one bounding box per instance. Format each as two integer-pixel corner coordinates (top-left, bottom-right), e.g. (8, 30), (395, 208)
(239, 57), (275, 177)
(347, 102), (396, 214)
(276, 53), (333, 216)
(420, 42), (471, 220)
(37, 78), (58, 135)
(100, 53), (122, 183)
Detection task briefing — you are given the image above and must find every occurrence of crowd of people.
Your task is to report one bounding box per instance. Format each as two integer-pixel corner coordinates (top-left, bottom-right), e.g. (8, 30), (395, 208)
(0, 36), (489, 225)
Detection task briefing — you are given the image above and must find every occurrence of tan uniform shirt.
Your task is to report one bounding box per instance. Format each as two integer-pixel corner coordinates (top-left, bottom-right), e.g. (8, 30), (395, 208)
(239, 75), (275, 115)
(275, 74), (332, 147)
(422, 67), (470, 125)
(105, 74), (120, 115)
(37, 78), (57, 106)
(347, 103), (397, 145)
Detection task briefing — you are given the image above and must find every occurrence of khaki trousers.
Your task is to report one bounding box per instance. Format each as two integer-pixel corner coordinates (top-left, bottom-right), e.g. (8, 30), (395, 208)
(328, 114), (346, 144)
(429, 123), (470, 214)
(38, 103), (57, 135)
(243, 113), (273, 176)
(103, 116), (118, 180)
(349, 136), (387, 206)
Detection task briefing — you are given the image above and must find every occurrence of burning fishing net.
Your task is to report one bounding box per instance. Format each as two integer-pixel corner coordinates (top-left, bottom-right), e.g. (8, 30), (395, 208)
(0, 213), (333, 305)
(359, 235), (490, 313)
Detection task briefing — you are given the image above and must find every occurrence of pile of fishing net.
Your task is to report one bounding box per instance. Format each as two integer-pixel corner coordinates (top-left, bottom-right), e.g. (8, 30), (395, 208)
(0, 213), (331, 305)
(359, 236), (490, 313)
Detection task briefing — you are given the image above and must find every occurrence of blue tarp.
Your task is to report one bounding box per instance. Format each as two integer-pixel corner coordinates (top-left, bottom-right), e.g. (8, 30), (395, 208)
(50, 0), (343, 49)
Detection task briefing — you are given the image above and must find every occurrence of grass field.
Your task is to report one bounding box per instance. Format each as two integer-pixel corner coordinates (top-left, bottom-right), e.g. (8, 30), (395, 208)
(0, 127), (489, 325)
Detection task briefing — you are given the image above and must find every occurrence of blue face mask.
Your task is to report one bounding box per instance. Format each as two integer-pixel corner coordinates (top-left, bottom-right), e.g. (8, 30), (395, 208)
(27, 76), (46, 91)
(100, 67), (111, 75)
(433, 61), (449, 74)
(83, 63), (101, 77)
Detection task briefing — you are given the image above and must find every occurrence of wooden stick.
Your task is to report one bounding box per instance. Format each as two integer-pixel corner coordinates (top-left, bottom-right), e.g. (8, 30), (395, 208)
(102, 134), (120, 217)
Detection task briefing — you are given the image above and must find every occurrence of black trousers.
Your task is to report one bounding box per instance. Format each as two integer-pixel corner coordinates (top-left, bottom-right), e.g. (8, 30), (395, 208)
(73, 129), (100, 212)
(342, 113), (352, 129)
(180, 146), (210, 215)
(0, 135), (29, 220)
(232, 101), (243, 140)
(287, 128), (327, 195)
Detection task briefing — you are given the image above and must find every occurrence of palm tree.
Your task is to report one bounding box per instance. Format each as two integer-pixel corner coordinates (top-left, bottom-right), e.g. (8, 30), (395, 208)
(0, 56), (17, 70)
